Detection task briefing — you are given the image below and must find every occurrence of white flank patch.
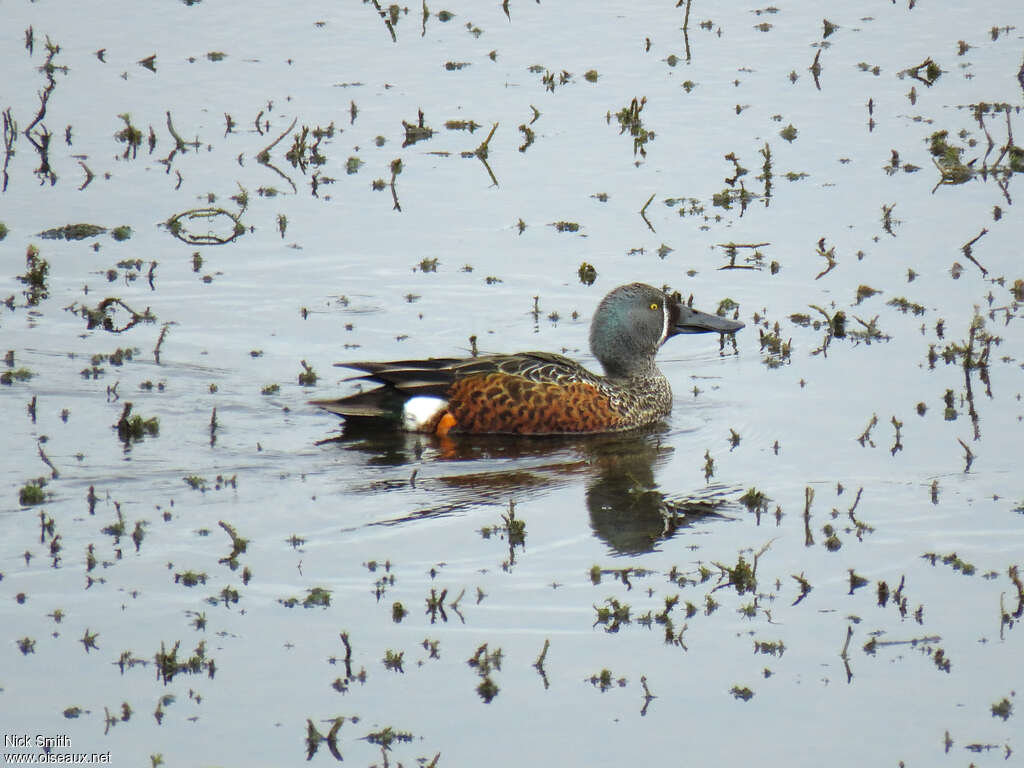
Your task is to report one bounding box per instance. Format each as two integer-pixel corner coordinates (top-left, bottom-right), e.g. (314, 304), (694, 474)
(402, 396), (447, 432)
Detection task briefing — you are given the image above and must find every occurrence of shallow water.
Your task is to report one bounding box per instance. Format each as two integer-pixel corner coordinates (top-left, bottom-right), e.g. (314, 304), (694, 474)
(1, 2), (1022, 766)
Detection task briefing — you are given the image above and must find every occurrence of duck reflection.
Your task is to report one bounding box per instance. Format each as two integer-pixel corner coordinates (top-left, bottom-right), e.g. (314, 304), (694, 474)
(320, 424), (733, 554)
(579, 431), (734, 554)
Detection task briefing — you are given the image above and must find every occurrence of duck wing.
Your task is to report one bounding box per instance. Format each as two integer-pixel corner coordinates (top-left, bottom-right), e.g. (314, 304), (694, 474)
(340, 352), (599, 393)
(456, 351), (600, 386)
(336, 357), (465, 398)
(312, 353), (601, 423)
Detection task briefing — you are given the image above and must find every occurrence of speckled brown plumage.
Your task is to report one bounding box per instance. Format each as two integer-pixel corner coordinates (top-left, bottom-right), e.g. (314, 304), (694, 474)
(313, 351), (674, 435)
(446, 373), (624, 434)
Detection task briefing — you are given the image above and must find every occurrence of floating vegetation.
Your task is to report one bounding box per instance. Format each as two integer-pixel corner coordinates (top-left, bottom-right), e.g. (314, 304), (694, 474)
(921, 552), (976, 576)
(445, 120), (481, 132)
(902, 56), (942, 86)
(425, 587), (461, 624)
(17, 637), (36, 655)
(713, 554), (758, 595)
(18, 245), (49, 305)
(938, 310), (998, 372)
(1, 367), (34, 385)
(715, 242), (769, 271)
(730, 685), (754, 701)
(39, 223), (107, 240)
(479, 501), (526, 571)
(183, 475), (208, 491)
(303, 587), (332, 608)
(990, 697), (1013, 721)
(501, 503), (525, 546)
(383, 649), (404, 672)
(92, 347), (137, 367)
(702, 450), (714, 481)
(365, 726), (414, 750)
(928, 129), (973, 186)
(166, 207), (245, 245)
(887, 297), (926, 315)
(298, 360), (317, 386)
(284, 123), (331, 171)
(753, 639), (785, 657)
(114, 113), (144, 159)
(712, 186), (754, 210)
(578, 262), (597, 285)
(739, 487), (768, 516)
(101, 502), (127, 539)
(280, 587), (332, 609)
(467, 644), (502, 702)
(305, 718), (344, 762)
(70, 297), (156, 333)
(533, 639), (550, 688)
(588, 668), (625, 692)
(402, 110), (434, 146)
(391, 602), (407, 623)
(516, 119), (535, 152)
(154, 640), (215, 684)
(792, 573), (812, 605)
(330, 632), (367, 694)
(551, 221), (580, 232)
(19, 479), (46, 506)
(613, 97), (654, 157)
(219, 521), (247, 568)
(822, 524), (841, 551)
(538, 68), (572, 93)
(104, 259), (153, 286)
(209, 586), (240, 608)
(855, 285), (880, 304)
(593, 597), (632, 633)
(174, 571), (208, 587)
(758, 322), (791, 367)
(115, 402), (159, 444)
(847, 315), (890, 345)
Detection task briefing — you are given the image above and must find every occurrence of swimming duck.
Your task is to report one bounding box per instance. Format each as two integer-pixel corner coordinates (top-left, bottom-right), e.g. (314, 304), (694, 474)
(312, 282), (743, 435)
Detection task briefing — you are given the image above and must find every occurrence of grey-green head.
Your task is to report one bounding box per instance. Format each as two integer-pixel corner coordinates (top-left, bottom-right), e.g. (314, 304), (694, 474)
(588, 283), (744, 378)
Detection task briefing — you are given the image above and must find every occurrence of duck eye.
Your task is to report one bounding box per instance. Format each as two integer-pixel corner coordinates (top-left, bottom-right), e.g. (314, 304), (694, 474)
(649, 302), (659, 311)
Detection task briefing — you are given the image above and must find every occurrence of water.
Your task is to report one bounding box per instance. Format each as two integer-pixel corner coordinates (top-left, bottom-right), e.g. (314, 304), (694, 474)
(1, 2), (1022, 766)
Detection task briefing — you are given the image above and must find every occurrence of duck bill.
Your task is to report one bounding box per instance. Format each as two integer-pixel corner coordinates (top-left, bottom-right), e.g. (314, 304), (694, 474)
(669, 303), (745, 336)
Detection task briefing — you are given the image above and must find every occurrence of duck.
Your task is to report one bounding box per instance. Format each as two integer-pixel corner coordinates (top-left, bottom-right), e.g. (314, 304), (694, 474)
(311, 282), (743, 435)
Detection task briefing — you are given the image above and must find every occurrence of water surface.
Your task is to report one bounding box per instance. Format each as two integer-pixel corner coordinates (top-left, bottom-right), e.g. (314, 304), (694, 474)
(1, 2), (1022, 766)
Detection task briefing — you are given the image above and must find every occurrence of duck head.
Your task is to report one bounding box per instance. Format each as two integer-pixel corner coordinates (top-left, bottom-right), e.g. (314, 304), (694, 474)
(589, 282), (744, 378)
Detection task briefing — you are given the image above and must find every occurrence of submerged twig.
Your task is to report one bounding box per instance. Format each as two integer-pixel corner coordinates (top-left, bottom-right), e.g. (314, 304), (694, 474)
(257, 117), (297, 164)
(960, 228), (989, 276)
(639, 192), (656, 232)
(957, 437), (975, 472)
